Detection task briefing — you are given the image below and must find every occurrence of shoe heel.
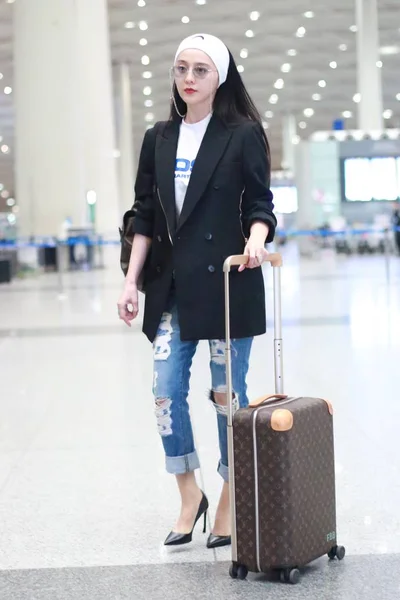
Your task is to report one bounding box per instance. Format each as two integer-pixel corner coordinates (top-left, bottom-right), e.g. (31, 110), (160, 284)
(203, 510), (207, 534)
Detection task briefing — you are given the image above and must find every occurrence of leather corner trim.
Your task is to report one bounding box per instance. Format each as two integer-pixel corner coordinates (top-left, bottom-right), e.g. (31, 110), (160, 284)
(323, 399), (334, 416)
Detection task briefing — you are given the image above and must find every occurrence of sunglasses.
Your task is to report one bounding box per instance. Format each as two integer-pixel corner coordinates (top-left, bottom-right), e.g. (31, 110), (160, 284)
(171, 65), (216, 80)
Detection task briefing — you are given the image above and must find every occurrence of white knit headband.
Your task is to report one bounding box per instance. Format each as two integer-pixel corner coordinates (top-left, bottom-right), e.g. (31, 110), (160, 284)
(174, 33), (230, 87)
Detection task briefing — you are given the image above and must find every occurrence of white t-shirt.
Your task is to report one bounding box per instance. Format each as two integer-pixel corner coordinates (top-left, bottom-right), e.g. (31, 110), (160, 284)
(175, 113), (212, 218)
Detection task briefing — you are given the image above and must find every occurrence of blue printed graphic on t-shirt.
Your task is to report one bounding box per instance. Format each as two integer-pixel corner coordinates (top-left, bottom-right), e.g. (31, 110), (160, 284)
(175, 158), (195, 179)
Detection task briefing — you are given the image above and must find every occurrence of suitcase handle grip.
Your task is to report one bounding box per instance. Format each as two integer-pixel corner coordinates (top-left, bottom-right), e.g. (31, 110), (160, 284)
(223, 252), (283, 272)
(249, 394), (288, 407)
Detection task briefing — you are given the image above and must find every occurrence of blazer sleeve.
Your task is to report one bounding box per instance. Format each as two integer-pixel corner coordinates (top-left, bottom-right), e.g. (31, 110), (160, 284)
(131, 124), (159, 238)
(241, 121), (277, 243)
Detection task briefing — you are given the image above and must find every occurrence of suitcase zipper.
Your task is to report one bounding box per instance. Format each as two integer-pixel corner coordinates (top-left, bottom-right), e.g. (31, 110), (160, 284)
(157, 187), (173, 246)
(252, 397), (300, 572)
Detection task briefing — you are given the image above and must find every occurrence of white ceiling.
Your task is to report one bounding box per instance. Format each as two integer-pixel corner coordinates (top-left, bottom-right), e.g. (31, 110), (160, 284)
(1, 0), (400, 211)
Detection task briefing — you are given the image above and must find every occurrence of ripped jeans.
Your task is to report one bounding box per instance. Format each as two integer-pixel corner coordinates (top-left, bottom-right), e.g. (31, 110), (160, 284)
(152, 294), (253, 482)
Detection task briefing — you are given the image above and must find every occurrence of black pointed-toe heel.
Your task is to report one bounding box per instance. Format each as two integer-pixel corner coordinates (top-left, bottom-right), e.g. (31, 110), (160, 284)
(206, 533), (232, 549)
(164, 492), (209, 546)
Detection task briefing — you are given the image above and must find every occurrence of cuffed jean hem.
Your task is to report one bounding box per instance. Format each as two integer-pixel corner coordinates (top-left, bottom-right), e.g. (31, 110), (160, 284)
(218, 460), (229, 483)
(165, 451), (200, 475)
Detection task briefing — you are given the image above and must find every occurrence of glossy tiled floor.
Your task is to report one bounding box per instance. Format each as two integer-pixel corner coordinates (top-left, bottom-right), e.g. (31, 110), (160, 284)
(0, 244), (399, 599)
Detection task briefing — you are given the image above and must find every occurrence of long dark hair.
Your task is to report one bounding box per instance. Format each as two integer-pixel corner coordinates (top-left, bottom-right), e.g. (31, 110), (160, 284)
(169, 49), (270, 158)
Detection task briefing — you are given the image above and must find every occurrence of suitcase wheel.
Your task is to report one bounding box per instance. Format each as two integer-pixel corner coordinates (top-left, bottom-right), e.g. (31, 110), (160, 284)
(328, 545), (346, 561)
(280, 568), (300, 585)
(229, 562), (248, 580)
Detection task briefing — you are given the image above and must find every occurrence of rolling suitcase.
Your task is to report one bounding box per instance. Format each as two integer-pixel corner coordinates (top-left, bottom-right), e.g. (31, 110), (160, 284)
(223, 253), (345, 585)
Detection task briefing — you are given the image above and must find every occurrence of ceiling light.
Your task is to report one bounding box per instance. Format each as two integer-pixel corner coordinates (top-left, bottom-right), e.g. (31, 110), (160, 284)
(287, 49), (297, 56)
(249, 11), (260, 20)
(138, 0), (146, 6)
(139, 38), (148, 46)
(318, 79), (327, 88)
(141, 55), (150, 65)
(304, 11), (314, 18)
(240, 48), (249, 59)
(181, 16), (190, 23)
(0, 73), (3, 80)
(142, 71), (152, 79)
(6, 197), (15, 207)
(145, 113), (154, 122)
(376, 60), (383, 68)
(144, 99), (153, 107)
(125, 21), (134, 29)
(143, 86), (152, 96)
(265, 111), (274, 118)
(245, 30), (255, 38)
(1, 189), (9, 198)
(196, 0), (206, 4)
(1, 145), (9, 153)
(0, 184), (3, 191)
(281, 63), (291, 73)
(339, 44), (347, 51)
(262, 121), (269, 129)
(269, 94), (279, 104)
(296, 27), (306, 38)
(383, 109), (393, 119)
(292, 135), (301, 145)
(342, 111), (353, 118)
(350, 25), (358, 32)
(237, 65), (244, 73)
(353, 93), (361, 103)
(330, 61), (337, 69)
(139, 21), (148, 30)
(312, 93), (321, 101)
(304, 108), (314, 117)
(299, 121), (307, 129)
(380, 46), (400, 55)
(396, 93), (400, 101)
(7, 0), (16, 3)
(4, 87), (12, 95)
(274, 78), (284, 89)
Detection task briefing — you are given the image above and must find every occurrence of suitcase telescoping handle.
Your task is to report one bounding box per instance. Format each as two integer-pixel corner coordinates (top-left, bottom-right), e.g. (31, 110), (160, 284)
(223, 252), (283, 566)
(223, 252), (284, 429)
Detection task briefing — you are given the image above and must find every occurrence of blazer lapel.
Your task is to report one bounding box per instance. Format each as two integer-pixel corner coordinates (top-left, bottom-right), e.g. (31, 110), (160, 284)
(155, 121), (180, 238)
(177, 116), (233, 231)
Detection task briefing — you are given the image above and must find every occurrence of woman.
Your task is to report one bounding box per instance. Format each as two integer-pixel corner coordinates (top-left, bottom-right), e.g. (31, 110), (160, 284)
(117, 33), (276, 549)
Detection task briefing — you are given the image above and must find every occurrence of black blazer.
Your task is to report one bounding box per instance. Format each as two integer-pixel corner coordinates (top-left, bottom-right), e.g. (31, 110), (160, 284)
(132, 115), (277, 343)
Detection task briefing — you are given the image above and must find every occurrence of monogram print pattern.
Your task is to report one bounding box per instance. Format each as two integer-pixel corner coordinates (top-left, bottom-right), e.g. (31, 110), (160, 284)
(233, 397), (337, 572)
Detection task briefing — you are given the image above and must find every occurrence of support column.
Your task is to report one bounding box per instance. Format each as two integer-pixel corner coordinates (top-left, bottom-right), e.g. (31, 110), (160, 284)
(356, 0), (383, 131)
(295, 140), (341, 230)
(117, 63), (135, 211)
(281, 114), (297, 172)
(14, 0), (119, 237)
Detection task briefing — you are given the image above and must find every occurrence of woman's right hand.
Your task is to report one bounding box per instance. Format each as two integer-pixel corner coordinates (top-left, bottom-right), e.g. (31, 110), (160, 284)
(117, 282), (139, 327)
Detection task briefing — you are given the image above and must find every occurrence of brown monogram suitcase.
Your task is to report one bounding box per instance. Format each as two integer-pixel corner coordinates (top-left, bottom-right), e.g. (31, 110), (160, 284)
(223, 253), (345, 585)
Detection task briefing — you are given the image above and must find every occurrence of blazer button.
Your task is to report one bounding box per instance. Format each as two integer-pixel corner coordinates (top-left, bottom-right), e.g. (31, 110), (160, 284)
(205, 233), (212, 240)
(208, 265), (215, 273)
(156, 265), (162, 273)
(213, 185), (220, 190)
(157, 235), (162, 242)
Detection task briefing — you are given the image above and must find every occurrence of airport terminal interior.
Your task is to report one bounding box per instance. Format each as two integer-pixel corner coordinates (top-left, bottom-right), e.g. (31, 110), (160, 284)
(1, 1), (400, 599)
